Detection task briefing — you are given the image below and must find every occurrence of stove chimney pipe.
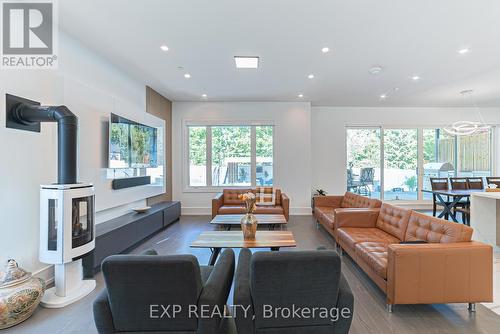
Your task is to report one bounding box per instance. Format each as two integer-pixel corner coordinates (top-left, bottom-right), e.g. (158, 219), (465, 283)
(12, 104), (78, 184)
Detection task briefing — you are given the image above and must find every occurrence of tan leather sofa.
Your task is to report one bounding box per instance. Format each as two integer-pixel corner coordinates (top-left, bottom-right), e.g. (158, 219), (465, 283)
(313, 192), (382, 238)
(212, 188), (290, 221)
(334, 202), (493, 310)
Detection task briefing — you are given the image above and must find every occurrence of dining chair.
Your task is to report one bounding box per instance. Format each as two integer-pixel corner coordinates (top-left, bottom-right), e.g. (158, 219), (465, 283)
(429, 177), (450, 218)
(450, 177), (469, 190)
(486, 177), (500, 188)
(467, 177), (484, 190)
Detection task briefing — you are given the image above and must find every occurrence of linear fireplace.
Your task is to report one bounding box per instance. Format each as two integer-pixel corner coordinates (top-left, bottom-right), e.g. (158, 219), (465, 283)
(6, 94), (96, 308)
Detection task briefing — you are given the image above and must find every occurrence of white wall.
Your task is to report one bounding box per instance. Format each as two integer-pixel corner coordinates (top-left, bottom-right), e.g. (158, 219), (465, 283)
(0, 32), (164, 278)
(172, 102), (312, 215)
(311, 106), (500, 195)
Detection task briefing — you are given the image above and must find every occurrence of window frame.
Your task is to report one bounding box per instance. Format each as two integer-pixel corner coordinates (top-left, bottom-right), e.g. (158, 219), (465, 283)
(345, 125), (496, 203)
(183, 120), (275, 192)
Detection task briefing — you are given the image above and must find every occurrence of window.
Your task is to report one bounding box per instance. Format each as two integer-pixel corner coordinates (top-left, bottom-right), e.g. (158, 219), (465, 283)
(187, 124), (274, 188)
(346, 127), (494, 201)
(346, 128), (381, 199)
(188, 126), (207, 186)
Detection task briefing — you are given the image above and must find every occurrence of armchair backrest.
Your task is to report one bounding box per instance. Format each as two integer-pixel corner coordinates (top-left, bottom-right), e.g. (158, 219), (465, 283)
(102, 254), (203, 332)
(250, 250), (341, 331)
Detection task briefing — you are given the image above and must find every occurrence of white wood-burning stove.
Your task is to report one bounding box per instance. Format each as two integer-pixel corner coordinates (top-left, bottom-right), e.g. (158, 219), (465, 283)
(6, 96), (96, 308)
(39, 183), (96, 308)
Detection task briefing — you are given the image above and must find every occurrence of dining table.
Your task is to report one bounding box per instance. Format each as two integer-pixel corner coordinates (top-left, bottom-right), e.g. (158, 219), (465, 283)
(421, 189), (487, 223)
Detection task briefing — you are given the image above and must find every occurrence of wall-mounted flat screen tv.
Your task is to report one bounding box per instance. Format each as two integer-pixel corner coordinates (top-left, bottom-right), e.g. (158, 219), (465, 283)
(109, 113), (158, 169)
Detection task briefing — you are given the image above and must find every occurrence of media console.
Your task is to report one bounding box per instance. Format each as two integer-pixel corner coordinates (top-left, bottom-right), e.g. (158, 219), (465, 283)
(82, 201), (181, 277)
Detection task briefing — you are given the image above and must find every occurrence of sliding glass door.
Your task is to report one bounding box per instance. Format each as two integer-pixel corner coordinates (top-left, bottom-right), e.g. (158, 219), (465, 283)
(383, 129), (418, 200)
(346, 127), (493, 202)
(346, 128), (381, 199)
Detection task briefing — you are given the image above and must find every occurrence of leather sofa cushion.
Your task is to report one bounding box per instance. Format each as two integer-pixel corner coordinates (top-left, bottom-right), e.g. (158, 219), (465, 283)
(218, 205), (246, 215)
(405, 211), (473, 243)
(375, 203), (411, 241)
(340, 192), (382, 209)
(254, 206), (284, 215)
(315, 206), (336, 229)
(337, 227), (399, 250)
(218, 205), (284, 215)
(223, 189), (253, 205)
(355, 242), (389, 279)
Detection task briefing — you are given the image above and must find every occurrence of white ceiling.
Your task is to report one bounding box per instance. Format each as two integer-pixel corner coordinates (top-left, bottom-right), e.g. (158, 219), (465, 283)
(60, 0), (500, 106)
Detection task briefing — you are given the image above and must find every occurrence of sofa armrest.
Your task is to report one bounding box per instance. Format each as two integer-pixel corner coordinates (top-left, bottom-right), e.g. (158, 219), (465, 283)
(233, 248), (254, 334)
(198, 249), (235, 333)
(313, 195), (344, 208)
(335, 274), (354, 333)
(93, 289), (115, 334)
(387, 242), (493, 305)
(334, 208), (380, 228)
(212, 193), (224, 218)
(281, 193), (290, 221)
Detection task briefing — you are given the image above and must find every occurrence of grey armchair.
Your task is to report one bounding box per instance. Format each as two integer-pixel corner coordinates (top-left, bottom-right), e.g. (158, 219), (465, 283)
(234, 248), (354, 334)
(93, 249), (235, 334)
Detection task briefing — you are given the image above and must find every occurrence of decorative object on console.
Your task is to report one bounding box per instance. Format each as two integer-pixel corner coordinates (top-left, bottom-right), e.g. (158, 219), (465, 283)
(133, 206), (151, 213)
(486, 183), (500, 192)
(239, 192), (258, 239)
(0, 259), (45, 329)
(6, 94), (96, 308)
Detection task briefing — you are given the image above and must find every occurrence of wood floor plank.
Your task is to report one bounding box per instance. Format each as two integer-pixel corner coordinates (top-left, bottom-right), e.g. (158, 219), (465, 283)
(7, 215), (500, 334)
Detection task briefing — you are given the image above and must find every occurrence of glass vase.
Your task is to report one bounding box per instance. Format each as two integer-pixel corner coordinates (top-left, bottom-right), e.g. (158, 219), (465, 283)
(240, 213), (258, 240)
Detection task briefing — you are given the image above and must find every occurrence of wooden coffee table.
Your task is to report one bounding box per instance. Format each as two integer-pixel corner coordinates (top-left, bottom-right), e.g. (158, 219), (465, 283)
(191, 231), (296, 265)
(210, 214), (287, 231)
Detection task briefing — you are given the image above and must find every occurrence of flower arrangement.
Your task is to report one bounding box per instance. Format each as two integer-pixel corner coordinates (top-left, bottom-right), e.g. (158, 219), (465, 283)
(239, 192), (256, 214)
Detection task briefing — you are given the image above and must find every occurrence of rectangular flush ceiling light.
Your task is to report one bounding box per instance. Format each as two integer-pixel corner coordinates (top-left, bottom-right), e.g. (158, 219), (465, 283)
(234, 56), (259, 69)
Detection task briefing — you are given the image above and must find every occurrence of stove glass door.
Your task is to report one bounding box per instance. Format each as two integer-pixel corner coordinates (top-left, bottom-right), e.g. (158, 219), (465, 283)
(71, 195), (94, 248)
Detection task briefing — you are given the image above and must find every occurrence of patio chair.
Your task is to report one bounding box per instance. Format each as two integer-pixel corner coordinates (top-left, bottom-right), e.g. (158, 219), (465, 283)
(346, 169), (360, 192)
(358, 167), (375, 196)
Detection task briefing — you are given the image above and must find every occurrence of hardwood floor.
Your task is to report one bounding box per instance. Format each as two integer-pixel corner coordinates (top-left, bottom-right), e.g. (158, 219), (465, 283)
(7, 215), (500, 334)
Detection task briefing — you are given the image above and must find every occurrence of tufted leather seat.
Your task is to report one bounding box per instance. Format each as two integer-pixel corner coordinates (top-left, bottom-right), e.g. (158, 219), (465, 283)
(355, 242), (389, 278)
(313, 192), (382, 238)
(332, 202), (493, 308)
(337, 227), (399, 249)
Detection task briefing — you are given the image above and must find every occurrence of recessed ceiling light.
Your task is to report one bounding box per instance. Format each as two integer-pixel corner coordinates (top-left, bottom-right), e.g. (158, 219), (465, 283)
(298, 94), (304, 98)
(369, 66), (383, 75)
(234, 56), (259, 69)
(411, 75), (420, 81)
(379, 94), (387, 100)
(308, 74), (315, 79)
(458, 48), (470, 54)
(393, 87), (400, 92)
(184, 73), (191, 79)
(160, 45), (169, 52)
(202, 94), (207, 98)
(321, 47), (330, 53)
